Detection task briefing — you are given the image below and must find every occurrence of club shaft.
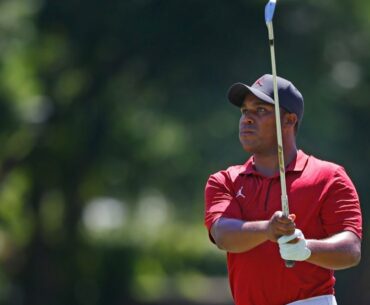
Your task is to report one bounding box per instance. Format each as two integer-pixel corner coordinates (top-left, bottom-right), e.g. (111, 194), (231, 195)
(267, 22), (289, 216)
(267, 21), (295, 268)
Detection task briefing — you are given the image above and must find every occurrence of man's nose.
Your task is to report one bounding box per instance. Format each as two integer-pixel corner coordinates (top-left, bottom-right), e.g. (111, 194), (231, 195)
(241, 114), (254, 124)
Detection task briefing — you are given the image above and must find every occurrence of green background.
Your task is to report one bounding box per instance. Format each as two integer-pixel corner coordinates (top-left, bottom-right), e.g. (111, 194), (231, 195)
(0, 0), (368, 304)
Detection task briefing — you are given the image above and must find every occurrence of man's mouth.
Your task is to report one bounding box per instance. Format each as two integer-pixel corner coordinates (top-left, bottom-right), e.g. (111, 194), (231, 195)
(240, 128), (256, 135)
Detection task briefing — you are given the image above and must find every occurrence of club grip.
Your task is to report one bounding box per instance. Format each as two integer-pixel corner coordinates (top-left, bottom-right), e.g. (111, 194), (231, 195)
(285, 260), (295, 268)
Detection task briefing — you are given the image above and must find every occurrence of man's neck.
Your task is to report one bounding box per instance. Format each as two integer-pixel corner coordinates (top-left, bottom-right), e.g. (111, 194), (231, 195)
(253, 147), (298, 177)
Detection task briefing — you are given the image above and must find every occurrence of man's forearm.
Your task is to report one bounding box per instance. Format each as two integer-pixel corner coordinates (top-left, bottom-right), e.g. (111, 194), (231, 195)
(306, 231), (361, 270)
(211, 218), (269, 253)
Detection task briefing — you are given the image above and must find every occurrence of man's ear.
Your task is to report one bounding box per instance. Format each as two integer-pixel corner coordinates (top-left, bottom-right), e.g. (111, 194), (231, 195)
(284, 113), (298, 129)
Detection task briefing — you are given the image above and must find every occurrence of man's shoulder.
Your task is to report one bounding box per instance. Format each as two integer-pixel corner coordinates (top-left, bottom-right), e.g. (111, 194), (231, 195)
(306, 152), (345, 177)
(209, 163), (248, 183)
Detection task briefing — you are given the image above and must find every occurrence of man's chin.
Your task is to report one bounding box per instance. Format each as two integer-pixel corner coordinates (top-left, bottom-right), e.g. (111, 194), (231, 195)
(240, 142), (256, 153)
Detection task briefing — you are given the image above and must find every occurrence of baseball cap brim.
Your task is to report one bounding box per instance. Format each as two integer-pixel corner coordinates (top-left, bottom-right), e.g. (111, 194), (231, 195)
(227, 83), (275, 107)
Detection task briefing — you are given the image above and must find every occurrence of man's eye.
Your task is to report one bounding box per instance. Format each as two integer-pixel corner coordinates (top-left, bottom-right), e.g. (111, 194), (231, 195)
(241, 109), (248, 115)
(257, 107), (267, 113)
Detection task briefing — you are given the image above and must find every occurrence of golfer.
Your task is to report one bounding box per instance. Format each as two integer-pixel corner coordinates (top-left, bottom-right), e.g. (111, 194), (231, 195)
(204, 74), (362, 305)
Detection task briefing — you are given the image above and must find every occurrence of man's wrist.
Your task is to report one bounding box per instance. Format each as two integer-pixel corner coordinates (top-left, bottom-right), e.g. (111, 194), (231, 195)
(263, 220), (277, 242)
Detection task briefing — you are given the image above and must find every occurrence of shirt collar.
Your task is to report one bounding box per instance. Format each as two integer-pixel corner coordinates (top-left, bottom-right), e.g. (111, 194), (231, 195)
(240, 150), (309, 176)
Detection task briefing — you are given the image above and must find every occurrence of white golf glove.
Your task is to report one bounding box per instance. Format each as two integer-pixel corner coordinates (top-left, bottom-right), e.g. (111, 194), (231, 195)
(278, 229), (311, 261)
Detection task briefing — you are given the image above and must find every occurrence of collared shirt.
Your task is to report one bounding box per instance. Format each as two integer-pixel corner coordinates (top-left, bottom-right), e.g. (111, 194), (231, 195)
(204, 150), (362, 305)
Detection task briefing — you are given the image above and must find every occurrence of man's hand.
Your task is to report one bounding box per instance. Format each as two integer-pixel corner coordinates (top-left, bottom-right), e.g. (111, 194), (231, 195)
(266, 211), (296, 242)
(278, 229), (311, 261)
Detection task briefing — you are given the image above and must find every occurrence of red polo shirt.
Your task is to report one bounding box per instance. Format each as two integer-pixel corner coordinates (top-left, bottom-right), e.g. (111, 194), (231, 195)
(204, 150), (362, 305)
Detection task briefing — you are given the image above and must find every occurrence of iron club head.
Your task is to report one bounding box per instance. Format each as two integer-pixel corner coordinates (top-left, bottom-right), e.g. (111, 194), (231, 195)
(265, 0), (277, 23)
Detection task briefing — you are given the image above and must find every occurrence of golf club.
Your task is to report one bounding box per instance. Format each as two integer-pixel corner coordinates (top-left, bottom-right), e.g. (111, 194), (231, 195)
(265, 0), (295, 268)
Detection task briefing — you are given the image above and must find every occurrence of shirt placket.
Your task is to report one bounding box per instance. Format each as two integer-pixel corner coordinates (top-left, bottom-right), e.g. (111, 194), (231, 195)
(263, 178), (274, 212)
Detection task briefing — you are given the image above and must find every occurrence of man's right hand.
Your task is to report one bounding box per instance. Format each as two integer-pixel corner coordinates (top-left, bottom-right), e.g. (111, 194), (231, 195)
(266, 211), (296, 242)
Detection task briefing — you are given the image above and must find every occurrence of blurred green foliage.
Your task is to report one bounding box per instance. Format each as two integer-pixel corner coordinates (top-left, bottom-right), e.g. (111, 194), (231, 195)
(0, 0), (368, 304)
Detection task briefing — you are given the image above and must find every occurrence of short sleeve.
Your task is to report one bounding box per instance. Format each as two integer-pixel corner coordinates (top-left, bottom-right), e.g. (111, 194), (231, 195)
(320, 166), (362, 239)
(204, 172), (243, 233)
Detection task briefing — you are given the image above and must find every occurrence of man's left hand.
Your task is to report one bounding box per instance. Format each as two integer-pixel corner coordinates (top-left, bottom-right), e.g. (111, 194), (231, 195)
(278, 229), (311, 261)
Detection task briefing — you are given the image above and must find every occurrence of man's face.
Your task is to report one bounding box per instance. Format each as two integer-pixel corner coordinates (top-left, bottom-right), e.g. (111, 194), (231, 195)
(239, 93), (278, 154)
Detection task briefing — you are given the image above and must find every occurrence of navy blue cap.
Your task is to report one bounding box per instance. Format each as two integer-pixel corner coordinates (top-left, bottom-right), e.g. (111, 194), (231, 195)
(227, 74), (304, 123)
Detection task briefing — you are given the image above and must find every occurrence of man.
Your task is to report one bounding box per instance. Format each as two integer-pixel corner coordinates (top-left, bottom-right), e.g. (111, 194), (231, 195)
(204, 74), (362, 305)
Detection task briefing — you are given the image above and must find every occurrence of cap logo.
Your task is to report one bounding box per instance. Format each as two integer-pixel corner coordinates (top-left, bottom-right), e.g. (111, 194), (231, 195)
(254, 76), (265, 87)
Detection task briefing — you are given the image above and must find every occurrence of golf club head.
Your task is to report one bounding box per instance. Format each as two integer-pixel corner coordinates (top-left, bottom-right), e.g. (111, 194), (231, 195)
(265, 0), (277, 22)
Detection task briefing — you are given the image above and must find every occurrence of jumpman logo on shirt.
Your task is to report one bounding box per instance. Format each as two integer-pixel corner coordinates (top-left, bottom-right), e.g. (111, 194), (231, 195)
(236, 186), (246, 198)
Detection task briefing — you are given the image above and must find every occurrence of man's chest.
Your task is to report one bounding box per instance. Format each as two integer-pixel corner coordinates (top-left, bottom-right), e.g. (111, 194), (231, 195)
(233, 175), (327, 238)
